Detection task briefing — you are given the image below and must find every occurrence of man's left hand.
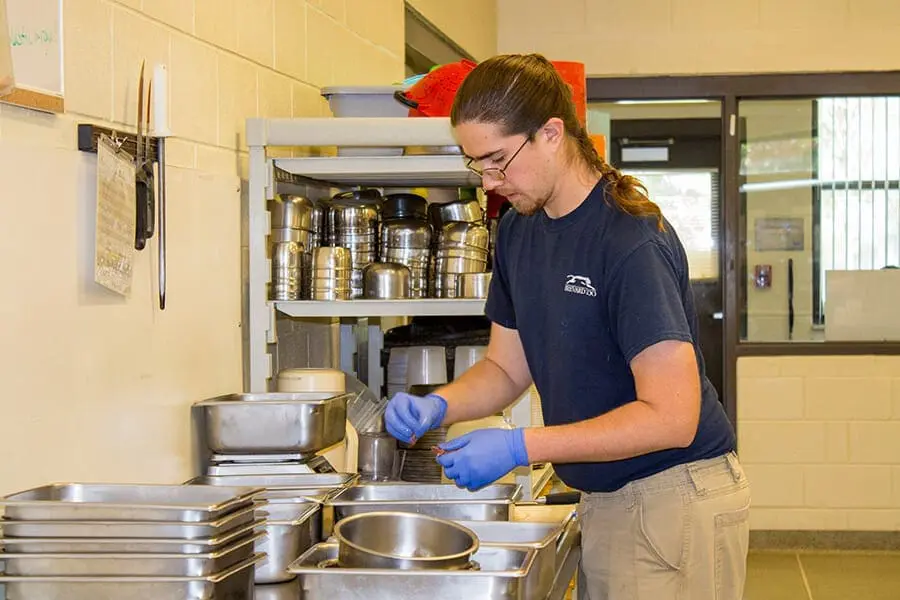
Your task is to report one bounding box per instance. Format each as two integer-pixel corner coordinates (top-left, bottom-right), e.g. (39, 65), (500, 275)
(435, 428), (530, 491)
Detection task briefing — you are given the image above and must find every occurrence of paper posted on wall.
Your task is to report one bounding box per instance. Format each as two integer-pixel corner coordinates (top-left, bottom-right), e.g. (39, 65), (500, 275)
(95, 134), (137, 296)
(0, 0), (15, 96)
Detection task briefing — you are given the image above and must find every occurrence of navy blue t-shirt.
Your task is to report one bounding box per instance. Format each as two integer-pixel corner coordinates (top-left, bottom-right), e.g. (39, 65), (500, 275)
(486, 179), (736, 493)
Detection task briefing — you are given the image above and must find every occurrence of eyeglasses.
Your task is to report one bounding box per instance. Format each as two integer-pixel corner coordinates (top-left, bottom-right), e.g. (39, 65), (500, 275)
(465, 137), (530, 182)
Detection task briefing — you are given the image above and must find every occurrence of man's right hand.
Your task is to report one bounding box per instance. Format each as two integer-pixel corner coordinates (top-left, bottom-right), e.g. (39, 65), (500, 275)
(384, 392), (448, 445)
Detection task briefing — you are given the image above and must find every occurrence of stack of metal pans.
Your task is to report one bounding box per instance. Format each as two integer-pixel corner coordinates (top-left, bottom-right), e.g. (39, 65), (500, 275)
(185, 473), (358, 585)
(269, 194), (318, 299)
(381, 220), (432, 298)
(434, 222), (490, 298)
(311, 247), (352, 300)
(328, 191), (382, 299)
(0, 483), (267, 600)
(271, 240), (303, 301)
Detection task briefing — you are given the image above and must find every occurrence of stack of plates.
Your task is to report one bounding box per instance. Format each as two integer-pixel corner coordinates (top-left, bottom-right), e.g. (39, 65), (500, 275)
(385, 347), (408, 400)
(399, 427), (448, 483)
(0, 483), (267, 600)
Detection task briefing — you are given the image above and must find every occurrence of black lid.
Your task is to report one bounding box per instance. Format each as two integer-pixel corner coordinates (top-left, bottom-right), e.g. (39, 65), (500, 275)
(383, 193), (428, 221)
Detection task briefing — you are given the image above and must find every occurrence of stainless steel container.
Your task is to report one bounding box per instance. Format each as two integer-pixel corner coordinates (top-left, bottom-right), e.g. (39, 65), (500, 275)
(439, 222), (490, 250)
(327, 483), (522, 522)
(0, 533), (263, 577)
(380, 219), (432, 251)
(455, 519), (571, 599)
(356, 432), (397, 482)
(0, 521), (264, 554)
(362, 262), (411, 299)
(0, 484), (263, 523)
(269, 195), (314, 231)
(333, 512), (478, 570)
(435, 199), (484, 225)
(287, 543), (537, 600)
(186, 473), (356, 493)
(433, 272), (463, 299)
(313, 246), (352, 270)
(255, 579), (301, 600)
(0, 553), (262, 600)
(193, 392), (350, 455)
(271, 241), (303, 301)
(434, 255), (488, 274)
(456, 272), (492, 299)
(329, 198), (381, 298)
(255, 502), (321, 584)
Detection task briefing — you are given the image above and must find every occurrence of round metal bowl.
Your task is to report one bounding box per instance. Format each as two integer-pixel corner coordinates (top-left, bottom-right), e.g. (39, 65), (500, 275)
(456, 272), (493, 299)
(334, 512), (479, 570)
(362, 262), (411, 299)
(269, 194), (315, 230)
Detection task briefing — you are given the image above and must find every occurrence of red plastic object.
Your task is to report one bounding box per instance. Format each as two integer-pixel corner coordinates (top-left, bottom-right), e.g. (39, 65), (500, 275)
(552, 61), (587, 125)
(395, 59), (586, 125)
(394, 60), (477, 118)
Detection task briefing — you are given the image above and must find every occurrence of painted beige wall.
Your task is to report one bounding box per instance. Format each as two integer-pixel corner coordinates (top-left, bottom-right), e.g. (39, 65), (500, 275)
(408, 0), (498, 60)
(739, 356), (900, 531)
(0, 0), (405, 495)
(498, 0), (900, 75)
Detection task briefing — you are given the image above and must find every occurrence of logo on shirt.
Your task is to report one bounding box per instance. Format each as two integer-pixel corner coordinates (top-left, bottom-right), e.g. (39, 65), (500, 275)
(564, 274), (597, 297)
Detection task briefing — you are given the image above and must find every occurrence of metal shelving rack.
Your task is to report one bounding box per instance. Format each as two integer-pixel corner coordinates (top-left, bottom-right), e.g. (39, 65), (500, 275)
(246, 116), (552, 498)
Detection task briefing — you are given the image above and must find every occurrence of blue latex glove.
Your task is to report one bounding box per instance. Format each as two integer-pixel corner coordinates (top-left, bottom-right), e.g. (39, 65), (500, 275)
(436, 428), (530, 492)
(384, 392), (447, 445)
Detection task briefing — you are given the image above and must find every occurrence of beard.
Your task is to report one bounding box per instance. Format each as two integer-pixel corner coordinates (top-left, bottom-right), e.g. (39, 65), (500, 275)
(508, 193), (547, 217)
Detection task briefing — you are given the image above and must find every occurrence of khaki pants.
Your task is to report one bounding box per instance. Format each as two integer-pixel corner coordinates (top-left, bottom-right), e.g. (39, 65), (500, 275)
(577, 452), (751, 600)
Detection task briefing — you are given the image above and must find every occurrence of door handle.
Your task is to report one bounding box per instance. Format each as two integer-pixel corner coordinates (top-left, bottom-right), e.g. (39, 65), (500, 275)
(712, 312), (724, 321)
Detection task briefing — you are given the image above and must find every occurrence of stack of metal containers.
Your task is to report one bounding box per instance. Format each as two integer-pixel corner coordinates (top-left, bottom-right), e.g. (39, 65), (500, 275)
(269, 194), (322, 300)
(380, 193), (432, 298)
(432, 198), (491, 298)
(311, 246), (353, 300)
(0, 483), (266, 600)
(327, 190), (382, 299)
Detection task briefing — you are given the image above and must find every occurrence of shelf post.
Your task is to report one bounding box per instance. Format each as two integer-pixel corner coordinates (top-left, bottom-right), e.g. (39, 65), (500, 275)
(247, 146), (273, 392)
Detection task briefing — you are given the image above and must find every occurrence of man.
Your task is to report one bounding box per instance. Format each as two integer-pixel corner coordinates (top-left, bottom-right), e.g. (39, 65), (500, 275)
(385, 54), (750, 600)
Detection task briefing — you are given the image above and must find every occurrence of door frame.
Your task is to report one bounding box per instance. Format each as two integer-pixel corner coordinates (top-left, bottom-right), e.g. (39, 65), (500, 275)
(587, 70), (900, 429)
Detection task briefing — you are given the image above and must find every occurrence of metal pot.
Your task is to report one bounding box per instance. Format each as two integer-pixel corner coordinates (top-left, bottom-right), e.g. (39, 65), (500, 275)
(312, 247), (352, 270)
(435, 199), (483, 225)
(333, 512), (478, 570)
(331, 189), (382, 208)
(362, 263), (411, 299)
(269, 195), (315, 230)
(456, 272), (492, 299)
(381, 219), (432, 250)
(439, 222), (490, 250)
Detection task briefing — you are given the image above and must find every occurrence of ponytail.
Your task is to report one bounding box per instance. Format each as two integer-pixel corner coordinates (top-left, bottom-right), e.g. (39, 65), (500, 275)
(571, 128), (665, 231)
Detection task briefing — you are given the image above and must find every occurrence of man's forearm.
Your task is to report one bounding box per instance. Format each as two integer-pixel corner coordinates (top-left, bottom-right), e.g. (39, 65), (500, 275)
(435, 358), (530, 425)
(523, 399), (697, 464)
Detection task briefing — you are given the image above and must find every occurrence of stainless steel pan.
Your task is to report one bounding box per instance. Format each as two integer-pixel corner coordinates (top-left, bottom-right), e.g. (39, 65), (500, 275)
(0, 483), (263, 522)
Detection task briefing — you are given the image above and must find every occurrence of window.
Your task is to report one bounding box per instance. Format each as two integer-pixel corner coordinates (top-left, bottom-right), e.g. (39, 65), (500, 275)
(626, 169), (720, 281)
(814, 97), (900, 324)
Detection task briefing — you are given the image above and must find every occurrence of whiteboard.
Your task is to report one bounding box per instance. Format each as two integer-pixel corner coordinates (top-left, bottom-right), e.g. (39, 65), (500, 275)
(1, 0), (64, 113)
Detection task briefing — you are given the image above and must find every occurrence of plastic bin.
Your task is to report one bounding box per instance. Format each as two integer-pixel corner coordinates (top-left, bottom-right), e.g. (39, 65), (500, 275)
(321, 86), (409, 118)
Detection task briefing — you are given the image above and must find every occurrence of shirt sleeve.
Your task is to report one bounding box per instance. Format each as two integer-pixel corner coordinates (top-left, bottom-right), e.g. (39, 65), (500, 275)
(606, 241), (693, 363)
(484, 218), (517, 329)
